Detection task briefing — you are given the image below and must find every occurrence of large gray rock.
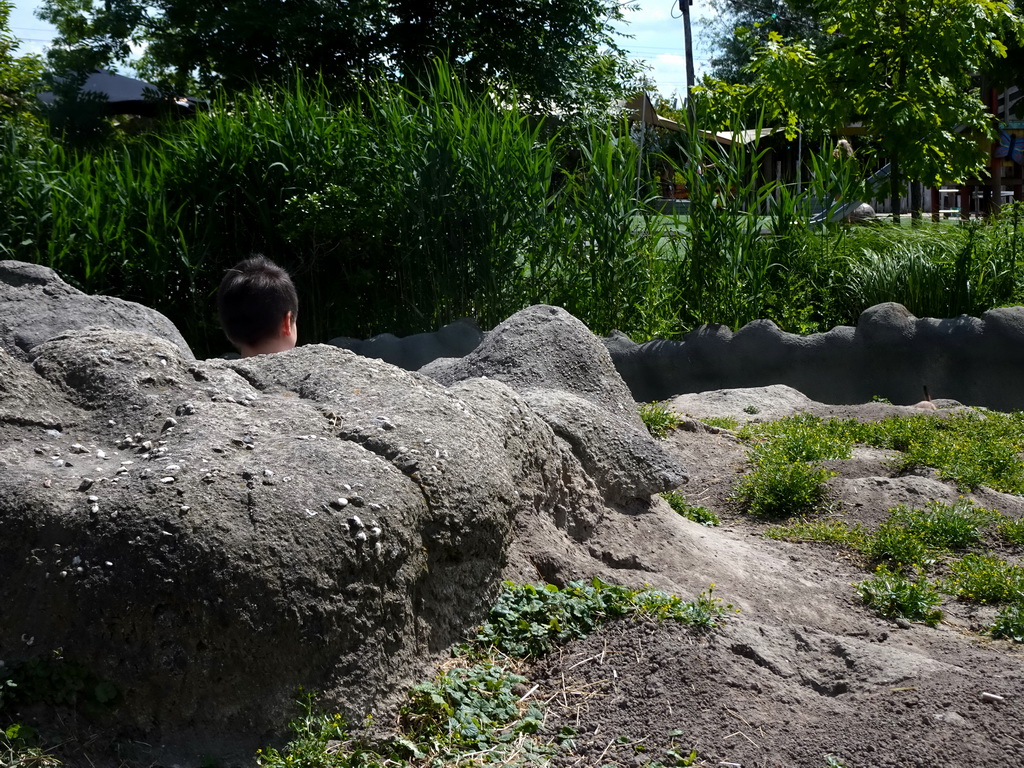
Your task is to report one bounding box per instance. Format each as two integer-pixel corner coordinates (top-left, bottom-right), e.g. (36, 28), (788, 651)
(423, 305), (687, 502)
(0, 328), (606, 763)
(0, 260), (194, 361)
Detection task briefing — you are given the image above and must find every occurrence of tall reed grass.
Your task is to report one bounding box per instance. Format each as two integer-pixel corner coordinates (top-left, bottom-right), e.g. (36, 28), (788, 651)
(1, 67), (1022, 358)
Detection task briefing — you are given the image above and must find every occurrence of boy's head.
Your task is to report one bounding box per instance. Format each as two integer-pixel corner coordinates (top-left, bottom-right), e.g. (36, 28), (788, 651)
(217, 255), (298, 357)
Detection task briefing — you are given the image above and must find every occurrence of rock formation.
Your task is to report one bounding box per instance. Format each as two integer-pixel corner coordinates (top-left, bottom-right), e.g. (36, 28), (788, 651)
(0, 271), (682, 764)
(0, 260), (193, 362)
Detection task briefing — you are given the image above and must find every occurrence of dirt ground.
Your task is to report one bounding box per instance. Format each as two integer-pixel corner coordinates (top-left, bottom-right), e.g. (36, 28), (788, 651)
(507, 386), (1024, 768)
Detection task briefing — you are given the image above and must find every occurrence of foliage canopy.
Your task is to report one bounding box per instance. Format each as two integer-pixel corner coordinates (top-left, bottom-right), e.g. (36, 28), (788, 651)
(703, 0), (1024, 216)
(38, 0), (639, 114)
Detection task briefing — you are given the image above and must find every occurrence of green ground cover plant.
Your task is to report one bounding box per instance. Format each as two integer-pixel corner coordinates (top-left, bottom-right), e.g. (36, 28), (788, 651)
(997, 516), (1024, 546)
(255, 579), (735, 767)
(639, 402), (683, 438)
(740, 411), (1024, 495)
(943, 554), (1024, 604)
(856, 566), (944, 626)
(662, 491), (720, 526)
(990, 603), (1024, 642)
(764, 519), (866, 547)
(742, 414), (1024, 634)
(731, 440), (835, 519)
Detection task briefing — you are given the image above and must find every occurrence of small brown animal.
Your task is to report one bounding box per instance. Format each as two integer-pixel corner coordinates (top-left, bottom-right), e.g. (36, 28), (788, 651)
(914, 385), (937, 410)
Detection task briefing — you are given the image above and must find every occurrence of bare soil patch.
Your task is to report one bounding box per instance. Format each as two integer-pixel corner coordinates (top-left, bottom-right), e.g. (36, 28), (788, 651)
(508, 388), (1024, 768)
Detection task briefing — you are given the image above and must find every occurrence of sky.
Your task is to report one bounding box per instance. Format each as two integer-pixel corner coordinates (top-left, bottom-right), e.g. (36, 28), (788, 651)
(8, 0), (720, 100)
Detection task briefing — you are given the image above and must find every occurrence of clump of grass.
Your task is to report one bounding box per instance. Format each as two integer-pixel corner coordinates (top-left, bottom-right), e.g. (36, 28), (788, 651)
(702, 415), (740, 431)
(639, 402), (682, 438)
(662, 491), (720, 526)
(997, 516), (1024, 546)
(861, 500), (996, 569)
(856, 565), (944, 626)
(764, 519), (866, 547)
(861, 522), (934, 570)
(1, 725), (62, 768)
(943, 554), (1024, 604)
(989, 603), (1024, 643)
(732, 448), (835, 519)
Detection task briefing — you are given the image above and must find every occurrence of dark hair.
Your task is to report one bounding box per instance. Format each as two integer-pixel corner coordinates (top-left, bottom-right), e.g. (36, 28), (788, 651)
(217, 255), (298, 347)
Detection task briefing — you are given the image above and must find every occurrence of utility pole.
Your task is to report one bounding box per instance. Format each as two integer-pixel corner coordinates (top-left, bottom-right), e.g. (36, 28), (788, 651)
(681, 0), (695, 99)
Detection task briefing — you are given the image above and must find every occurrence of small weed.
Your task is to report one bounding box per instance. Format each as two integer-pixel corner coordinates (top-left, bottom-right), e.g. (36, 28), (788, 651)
(662, 492), (719, 526)
(943, 554), (1024, 604)
(870, 395), (893, 404)
(997, 516), (1024, 546)
(639, 403), (682, 438)
(1, 724), (62, 768)
(989, 603), (1024, 643)
(743, 405), (760, 415)
(856, 565), (944, 626)
(702, 415), (740, 431)
(764, 519), (866, 547)
(732, 451), (834, 519)
(642, 748), (699, 767)
(824, 756), (850, 768)
(402, 663), (543, 756)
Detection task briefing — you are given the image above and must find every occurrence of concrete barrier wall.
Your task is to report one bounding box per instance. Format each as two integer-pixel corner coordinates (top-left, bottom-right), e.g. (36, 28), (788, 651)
(605, 303), (1024, 410)
(334, 303), (1024, 411)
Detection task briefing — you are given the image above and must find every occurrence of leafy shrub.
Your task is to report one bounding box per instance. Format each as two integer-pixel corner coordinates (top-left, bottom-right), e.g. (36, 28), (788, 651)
(943, 554), (1024, 604)
(662, 491), (719, 526)
(861, 522), (933, 570)
(639, 402), (682, 438)
(989, 603), (1024, 643)
(732, 449), (834, 519)
(856, 566), (943, 626)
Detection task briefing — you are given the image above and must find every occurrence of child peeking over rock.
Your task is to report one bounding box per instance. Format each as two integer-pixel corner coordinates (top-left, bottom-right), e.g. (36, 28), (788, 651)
(217, 254), (298, 357)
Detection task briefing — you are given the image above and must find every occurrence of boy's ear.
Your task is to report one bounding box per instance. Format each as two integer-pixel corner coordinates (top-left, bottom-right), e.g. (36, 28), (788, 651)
(279, 311), (294, 337)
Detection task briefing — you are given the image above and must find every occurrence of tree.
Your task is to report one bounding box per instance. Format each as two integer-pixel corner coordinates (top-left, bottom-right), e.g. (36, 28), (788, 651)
(705, 0), (823, 84)
(38, 0), (638, 114)
(722, 0), (1024, 221)
(0, 0), (43, 123)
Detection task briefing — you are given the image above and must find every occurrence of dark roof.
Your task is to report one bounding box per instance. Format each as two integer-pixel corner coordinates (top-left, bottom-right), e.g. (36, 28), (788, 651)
(38, 70), (207, 117)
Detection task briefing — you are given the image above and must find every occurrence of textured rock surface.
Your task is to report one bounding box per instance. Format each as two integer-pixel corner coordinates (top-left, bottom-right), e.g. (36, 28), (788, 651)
(423, 305), (686, 502)
(0, 328), (611, 763)
(0, 261), (193, 361)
